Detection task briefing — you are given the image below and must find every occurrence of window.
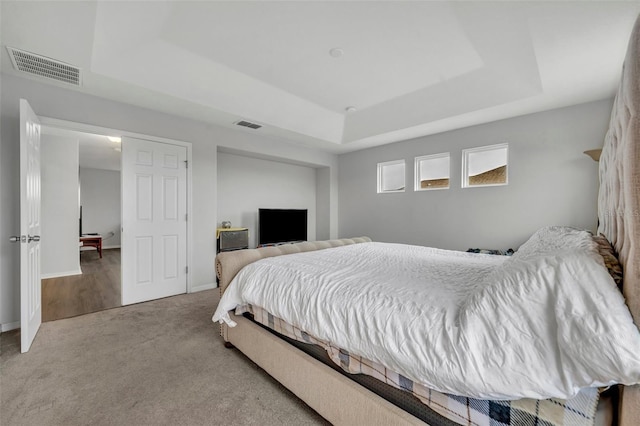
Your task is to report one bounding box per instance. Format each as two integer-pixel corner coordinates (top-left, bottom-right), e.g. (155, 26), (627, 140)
(414, 153), (450, 191)
(462, 143), (508, 188)
(377, 160), (405, 193)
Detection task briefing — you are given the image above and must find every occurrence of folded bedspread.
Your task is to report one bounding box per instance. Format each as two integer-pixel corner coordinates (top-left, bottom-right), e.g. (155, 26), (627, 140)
(213, 226), (640, 400)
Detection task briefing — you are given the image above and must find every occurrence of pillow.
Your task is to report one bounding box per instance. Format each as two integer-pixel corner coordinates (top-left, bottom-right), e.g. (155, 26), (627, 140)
(516, 226), (582, 253)
(592, 234), (623, 290)
(510, 227), (623, 291)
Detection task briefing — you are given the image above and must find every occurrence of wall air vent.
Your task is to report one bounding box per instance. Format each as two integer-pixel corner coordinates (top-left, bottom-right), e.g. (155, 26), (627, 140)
(234, 120), (262, 130)
(7, 47), (81, 86)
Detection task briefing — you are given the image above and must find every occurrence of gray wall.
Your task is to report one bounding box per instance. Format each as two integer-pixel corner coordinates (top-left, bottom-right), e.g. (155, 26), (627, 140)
(217, 152), (317, 248)
(0, 73), (338, 330)
(338, 99), (611, 251)
(41, 134), (80, 278)
(80, 167), (121, 248)
(315, 167), (331, 241)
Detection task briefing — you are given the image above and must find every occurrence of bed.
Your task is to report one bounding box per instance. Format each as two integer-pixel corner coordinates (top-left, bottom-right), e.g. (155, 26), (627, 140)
(212, 15), (640, 426)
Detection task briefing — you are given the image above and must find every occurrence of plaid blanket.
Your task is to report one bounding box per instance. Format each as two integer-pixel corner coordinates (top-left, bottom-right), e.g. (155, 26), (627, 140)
(247, 305), (600, 426)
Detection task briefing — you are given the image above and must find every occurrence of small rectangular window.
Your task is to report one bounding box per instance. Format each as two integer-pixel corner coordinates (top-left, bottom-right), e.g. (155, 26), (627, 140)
(462, 143), (508, 188)
(415, 153), (450, 191)
(377, 160), (405, 193)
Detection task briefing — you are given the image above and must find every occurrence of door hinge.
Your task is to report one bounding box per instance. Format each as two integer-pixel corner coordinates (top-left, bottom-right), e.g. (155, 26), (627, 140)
(185, 266), (189, 274)
(184, 160), (188, 169)
(185, 213), (188, 221)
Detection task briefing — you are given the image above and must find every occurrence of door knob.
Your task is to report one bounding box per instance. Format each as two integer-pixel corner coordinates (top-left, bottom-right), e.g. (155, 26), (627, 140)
(9, 236), (25, 243)
(28, 235), (40, 243)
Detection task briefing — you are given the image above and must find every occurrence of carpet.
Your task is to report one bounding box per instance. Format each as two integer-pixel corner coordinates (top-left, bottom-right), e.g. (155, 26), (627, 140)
(0, 290), (329, 425)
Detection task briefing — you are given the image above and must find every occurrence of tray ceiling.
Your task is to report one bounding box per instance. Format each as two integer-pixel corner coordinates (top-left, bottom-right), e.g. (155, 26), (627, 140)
(2, 1), (639, 153)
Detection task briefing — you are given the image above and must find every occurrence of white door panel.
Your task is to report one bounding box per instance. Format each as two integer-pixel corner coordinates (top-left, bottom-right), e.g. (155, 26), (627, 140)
(19, 99), (42, 353)
(122, 137), (187, 305)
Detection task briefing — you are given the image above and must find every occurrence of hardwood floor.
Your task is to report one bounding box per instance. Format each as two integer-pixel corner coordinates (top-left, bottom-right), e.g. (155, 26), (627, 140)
(42, 248), (121, 322)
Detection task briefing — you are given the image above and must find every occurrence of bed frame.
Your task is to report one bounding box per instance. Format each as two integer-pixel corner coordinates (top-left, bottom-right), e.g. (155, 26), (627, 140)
(216, 15), (640, 426)
(216, 237), (426, 425)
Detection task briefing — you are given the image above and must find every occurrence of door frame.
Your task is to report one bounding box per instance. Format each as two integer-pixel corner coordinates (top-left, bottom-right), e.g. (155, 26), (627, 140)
(38, 116), (194, 295)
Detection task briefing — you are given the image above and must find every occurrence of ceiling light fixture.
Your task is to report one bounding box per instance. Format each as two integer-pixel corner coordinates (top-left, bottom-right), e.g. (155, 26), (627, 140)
(345, 106), (357, 113)
(329, 48), (344, 58)
(108, 136), (121, 143)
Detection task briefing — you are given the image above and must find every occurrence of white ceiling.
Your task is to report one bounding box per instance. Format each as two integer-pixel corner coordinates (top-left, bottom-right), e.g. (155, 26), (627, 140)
(2, 1), (639, 153)
(42, 126), (121, 172)
(78, 134), (121, 172)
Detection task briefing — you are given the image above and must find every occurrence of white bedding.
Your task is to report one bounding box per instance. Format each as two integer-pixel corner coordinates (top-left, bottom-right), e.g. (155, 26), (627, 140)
(213, 227), (640, 400)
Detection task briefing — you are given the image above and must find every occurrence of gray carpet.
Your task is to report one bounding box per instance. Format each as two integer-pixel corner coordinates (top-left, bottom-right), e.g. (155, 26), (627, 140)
(0, 290), (329, 425)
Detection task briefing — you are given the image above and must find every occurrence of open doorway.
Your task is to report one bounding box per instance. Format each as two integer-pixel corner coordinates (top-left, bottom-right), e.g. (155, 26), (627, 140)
(40, 126), (122, 322)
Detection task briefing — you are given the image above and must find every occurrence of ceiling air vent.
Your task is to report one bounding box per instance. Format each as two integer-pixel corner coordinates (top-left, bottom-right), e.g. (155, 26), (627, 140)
(7, 47), (81, 86)
(234, 120), (262, 130)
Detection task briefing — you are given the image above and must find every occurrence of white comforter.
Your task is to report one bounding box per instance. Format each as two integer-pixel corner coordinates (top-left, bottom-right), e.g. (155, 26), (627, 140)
(213, 227), (640, 400)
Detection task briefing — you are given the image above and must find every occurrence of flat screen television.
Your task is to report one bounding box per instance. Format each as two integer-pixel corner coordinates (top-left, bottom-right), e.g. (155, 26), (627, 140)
(258, 208), (307, 246)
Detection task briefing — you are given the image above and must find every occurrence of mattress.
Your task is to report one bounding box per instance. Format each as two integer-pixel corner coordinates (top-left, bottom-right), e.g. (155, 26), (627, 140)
(246, 305), (603, 426)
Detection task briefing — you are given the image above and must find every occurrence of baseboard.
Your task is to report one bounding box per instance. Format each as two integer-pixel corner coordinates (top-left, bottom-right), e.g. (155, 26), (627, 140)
(103, 245), (121, 250)
(190, 282), (217, 293)
(41, 268), (83, 279)
(1, 321), (20, 332)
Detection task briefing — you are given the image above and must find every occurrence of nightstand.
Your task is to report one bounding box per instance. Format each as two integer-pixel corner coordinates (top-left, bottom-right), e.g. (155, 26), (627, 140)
(216, 228), (249, 253)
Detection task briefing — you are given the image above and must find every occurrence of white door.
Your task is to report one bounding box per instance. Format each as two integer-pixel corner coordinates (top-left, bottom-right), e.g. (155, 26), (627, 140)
(121, 137), (188, 305)
(18, 99), (42, 353)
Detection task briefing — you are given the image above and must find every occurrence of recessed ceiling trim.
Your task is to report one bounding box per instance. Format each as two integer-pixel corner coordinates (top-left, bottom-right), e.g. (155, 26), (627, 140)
(7, 47), (82, 86)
